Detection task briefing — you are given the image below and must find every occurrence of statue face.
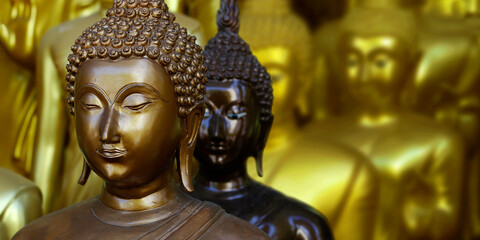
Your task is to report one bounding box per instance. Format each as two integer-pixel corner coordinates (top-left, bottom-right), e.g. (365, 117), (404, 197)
(254, 46), (293, 120)
(424, 0), (480, 17)
(194, 80), (261, 168)
(339, 34), (408, 109)
(75, 58), (181, 188)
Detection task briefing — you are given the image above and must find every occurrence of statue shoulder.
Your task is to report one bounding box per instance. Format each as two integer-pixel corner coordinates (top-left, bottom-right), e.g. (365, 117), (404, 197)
(0, 168), (41, 212)
(266, 133), (378, 213)
(402, 114), (463, 147)
(39, 13), (102, 56)
(196, 201), (271, 239)
(272, 191), (334, 240)
(284, 134), (376, 182)
(12, 198), (96, 240)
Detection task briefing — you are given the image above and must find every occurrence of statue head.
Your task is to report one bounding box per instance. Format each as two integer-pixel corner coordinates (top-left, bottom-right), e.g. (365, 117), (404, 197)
(239, 0), (311, 126)
(66, 0), (207, 192)
(0, 0), (95, 65)
(194, 0), (273, 177)
(422, 0), (480, 18)
(337, 8), (418, 111)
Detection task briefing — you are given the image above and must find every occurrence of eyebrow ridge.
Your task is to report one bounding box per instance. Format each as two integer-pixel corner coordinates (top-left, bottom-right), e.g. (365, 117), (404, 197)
(114, 82), (170, 103)
(76, 84), (112, 104)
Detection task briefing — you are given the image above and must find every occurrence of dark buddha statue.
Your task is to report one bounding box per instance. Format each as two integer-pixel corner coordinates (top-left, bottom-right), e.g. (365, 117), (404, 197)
(188, 1), (333, 239)
(12, 0), (269, 239)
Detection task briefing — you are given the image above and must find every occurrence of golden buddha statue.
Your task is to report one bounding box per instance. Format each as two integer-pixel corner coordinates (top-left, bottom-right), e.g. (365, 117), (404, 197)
(35, 0), (206, 213)
(414, 1), (480, 238)
(420, 0), (480, 18)
(0, 168), (42, 240)
(309, 7), (466, 239)
(0, 0), (98, 215)
(13, 1), (270, 238)
(0, 0), (65, 178)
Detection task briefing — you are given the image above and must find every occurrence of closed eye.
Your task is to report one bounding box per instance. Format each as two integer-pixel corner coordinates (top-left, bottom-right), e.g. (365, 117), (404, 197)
(82, 103), (101, 110)
(124, 102), (151, 111)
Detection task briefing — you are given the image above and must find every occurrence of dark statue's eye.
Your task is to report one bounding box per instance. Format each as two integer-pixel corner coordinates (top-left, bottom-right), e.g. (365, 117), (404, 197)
(376, 60), (386, 68)
(226, 105), (247, 120)
(204, 108), (211, 118)
(226, 112), (246, 120)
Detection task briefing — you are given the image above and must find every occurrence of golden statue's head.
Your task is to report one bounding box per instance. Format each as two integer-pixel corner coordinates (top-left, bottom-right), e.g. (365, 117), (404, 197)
(66, 0), (207, 192)
(337, 8), (418, 110)
(239, 0), (312, 126)
(421, 0), (480, 17)
(0, 0), (98, 65)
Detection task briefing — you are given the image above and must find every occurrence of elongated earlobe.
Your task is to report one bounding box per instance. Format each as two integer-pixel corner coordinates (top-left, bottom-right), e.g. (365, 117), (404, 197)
(177, 105), (204, 192)
(255, 151), (264, 177)
(254, 116), (274, 177)
(78, 159), (91, 185)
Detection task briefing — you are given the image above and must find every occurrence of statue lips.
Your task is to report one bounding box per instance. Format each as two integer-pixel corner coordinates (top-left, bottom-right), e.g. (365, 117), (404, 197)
(207, 141), (227, 154)
(96, 147), (127, 159)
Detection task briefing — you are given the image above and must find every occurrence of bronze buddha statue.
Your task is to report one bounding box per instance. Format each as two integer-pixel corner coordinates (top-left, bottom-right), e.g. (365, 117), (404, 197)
(13, 1), (269, 239)
(188, 1), (333, 239)
(36, 0), (206, 213)
(0, 168), (42, 240)
(308, 7), (466, 240)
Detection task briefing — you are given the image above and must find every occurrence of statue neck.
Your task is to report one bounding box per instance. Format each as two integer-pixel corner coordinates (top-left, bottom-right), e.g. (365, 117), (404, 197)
(101, 168), (175, 211)
(195, 161), (250, 192)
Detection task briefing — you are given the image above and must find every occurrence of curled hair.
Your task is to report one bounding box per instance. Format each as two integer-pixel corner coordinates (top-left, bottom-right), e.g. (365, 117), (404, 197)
(203, 0), (273, 122)
(66, 0), (207, 118)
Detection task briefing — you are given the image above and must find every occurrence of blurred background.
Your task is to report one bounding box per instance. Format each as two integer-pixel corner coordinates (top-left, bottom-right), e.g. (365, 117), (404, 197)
(0, 0), (479, 239)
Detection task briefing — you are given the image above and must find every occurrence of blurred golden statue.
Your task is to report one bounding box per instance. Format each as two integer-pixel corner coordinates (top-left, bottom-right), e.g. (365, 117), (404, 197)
(0, 0), (98, 215)
(414, 0), (480, 238)
(309, 7), (466, 239)
(0, 168), (42, 240)
(35, 0), (205, 213)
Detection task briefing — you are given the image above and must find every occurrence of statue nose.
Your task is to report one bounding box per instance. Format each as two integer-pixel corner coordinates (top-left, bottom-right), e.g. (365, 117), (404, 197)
(100, 107), (120, 143)
(208, 113), (226, 141)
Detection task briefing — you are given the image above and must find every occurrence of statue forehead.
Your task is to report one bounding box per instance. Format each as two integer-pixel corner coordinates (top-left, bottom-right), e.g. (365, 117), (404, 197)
(75, 58), (174, 100)
(206, 79), (256, 103)
(341, 34), (403, 54)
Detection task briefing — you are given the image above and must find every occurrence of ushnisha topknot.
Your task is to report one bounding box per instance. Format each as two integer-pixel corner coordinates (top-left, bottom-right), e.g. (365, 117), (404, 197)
(203, 0), (273, 122)
(66, 0), (207, 118)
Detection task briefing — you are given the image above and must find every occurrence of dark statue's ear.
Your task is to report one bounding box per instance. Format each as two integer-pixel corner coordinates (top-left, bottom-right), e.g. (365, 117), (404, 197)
(254, 116), (274, 177)
(177, 104), (205, 192)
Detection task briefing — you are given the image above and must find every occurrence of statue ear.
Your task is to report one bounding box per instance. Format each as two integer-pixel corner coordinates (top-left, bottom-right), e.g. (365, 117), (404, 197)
(177, 104), (204, 192)
(78, 158), (91, 185)
(253, 116), (273, 177)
